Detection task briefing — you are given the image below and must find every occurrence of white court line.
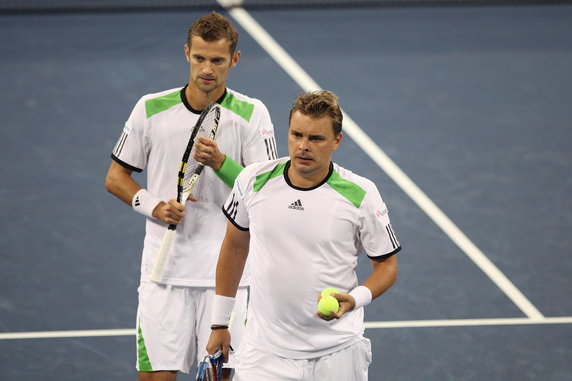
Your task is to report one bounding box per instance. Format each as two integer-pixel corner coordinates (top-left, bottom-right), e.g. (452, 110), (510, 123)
(2, 316), (572, 340)
(223, 5), (544, 320)
(365, 316), (572, 329)
(0, 329), (135, 340)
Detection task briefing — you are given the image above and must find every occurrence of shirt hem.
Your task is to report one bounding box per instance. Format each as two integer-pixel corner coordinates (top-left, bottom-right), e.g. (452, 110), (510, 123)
(245, 333), (363, 360)
(140, 275), (250, 288)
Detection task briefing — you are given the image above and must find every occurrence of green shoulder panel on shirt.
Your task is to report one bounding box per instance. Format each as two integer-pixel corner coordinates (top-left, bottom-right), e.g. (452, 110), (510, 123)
(145, 90), (181, 119)
(253, 162), (287, 192)
(327, 170), (367, 208)
(220, 93), (255, 122)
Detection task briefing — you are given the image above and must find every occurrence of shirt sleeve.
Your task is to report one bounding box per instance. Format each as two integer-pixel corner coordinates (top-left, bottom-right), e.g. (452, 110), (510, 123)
(111, 97), (148, 172)
(221, 168), (250, 231)
(359, 183), (401, 258)
(241, 100), (278, 166)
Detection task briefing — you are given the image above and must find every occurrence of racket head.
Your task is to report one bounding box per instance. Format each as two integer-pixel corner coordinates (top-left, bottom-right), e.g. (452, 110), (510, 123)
(195, 350), (223, 381)
(178, 103), (221, 203)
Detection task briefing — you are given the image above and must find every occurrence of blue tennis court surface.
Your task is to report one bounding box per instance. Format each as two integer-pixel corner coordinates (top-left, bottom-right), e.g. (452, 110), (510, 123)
(1, 3), (571, 380)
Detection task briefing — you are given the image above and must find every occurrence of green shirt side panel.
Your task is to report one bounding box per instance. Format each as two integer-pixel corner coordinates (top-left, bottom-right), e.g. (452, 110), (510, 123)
(145, 90), (182, 119)
(327, 170), (367, 209)
(220, 93), (254, 122)
(253, 162), (288, 192)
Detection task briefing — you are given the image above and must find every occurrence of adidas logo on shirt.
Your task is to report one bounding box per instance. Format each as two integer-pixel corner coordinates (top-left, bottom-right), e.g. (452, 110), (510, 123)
(134, 196), (141, 207)
(288, 199), (304, 211)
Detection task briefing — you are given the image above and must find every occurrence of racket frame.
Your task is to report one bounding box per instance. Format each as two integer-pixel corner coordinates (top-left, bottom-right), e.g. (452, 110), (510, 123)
(150, 103), (221, 283)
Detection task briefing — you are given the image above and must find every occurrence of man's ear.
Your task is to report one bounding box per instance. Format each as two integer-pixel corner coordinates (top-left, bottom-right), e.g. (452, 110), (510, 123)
(184, 44), (191, 62)
(230, 50), (241, 68)
(332, 133), (343, 152)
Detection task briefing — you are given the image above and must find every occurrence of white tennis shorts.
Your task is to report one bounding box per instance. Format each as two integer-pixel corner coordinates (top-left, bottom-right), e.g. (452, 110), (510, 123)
(234, 336), (372, 381)
(136, 282), (248, 374)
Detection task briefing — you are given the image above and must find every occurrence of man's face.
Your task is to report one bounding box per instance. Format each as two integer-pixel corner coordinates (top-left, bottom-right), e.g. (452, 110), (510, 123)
(185, 36), (239, 95)
(287, 111), (341, 184)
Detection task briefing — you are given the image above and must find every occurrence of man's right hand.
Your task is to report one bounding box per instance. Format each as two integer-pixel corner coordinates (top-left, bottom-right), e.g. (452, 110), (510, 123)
(153, 194), (199, 224)
(152, 199), (186, 224)
(206, 328), (232, 363)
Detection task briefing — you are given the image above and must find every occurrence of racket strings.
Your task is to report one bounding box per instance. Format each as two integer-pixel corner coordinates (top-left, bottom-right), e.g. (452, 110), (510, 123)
(195, 109), (219, 140)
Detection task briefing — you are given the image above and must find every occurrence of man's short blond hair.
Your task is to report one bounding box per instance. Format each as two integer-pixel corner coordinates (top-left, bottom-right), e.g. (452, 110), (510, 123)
(187, 11), (239, 54)
(289, 90), (343, 136)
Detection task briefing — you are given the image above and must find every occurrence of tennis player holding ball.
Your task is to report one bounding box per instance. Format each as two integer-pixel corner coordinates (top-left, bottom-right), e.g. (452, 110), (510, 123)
(105, 12), (277, 381)
(207, 91), (401, 380)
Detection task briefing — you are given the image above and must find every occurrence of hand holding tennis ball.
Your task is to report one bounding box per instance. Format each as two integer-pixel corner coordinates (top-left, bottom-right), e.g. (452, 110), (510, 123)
(318, 287), (340, 317)
(320, 287), (339, 298)
(318, 295), (340, 316)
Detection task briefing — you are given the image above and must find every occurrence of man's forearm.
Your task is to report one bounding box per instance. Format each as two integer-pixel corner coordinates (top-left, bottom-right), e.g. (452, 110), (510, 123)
(105, 161), (141, 206)
(362, 254), (398, 300)
(215, 227), (250, 297)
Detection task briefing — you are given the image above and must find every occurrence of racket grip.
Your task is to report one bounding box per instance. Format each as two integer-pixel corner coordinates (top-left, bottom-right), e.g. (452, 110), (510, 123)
(150, 229), (176, 283)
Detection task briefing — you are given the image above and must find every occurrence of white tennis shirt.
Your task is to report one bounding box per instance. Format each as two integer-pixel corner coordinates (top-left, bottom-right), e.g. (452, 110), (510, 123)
(223, 157), (401, 359)
(111, 86), (277, 286)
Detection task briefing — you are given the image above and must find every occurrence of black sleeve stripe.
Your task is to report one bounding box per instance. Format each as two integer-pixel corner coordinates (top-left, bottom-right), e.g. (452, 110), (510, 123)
(223, 192), (238, 218)
(263, 139), (270, 160)
(112, 131), (128, 157)
(386, 224), (399, 249)
(264, 139), (272, 160)
(111, 154), (143, 173)
(270, 137), (278, 159)
(222, 206), (249, 231)
(263, 137), (278, 160)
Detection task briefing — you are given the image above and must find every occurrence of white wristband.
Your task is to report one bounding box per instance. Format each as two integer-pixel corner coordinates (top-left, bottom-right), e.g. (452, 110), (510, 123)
(349, 286), (372, 310)
(132, 189), (162, 219)
(211, 295), (236, 326)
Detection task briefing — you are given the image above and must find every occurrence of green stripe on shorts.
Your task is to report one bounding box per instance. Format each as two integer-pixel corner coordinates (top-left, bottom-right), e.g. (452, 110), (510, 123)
(137, 323), (153, 372)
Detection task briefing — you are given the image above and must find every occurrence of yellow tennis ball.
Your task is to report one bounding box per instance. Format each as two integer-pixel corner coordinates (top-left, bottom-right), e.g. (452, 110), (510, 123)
(318, 295), (339, 316)
(321, 287), (340, 297)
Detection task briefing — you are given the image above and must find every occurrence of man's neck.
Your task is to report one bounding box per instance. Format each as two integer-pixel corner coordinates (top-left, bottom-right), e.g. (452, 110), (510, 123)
(185, 85), (225, 111)
(286, 163), (332, 189)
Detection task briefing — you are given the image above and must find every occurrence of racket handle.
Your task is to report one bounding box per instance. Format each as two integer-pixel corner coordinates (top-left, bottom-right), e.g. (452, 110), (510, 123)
(150, 228), (176, 283)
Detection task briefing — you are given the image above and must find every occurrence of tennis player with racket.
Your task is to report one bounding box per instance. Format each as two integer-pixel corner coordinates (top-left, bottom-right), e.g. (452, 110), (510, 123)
(105, 12), (277, 381)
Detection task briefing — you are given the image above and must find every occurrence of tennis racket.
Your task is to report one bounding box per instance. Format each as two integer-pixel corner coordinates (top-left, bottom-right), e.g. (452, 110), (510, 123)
(196, 349), (224, 381)
(150, 103), (221, 283)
